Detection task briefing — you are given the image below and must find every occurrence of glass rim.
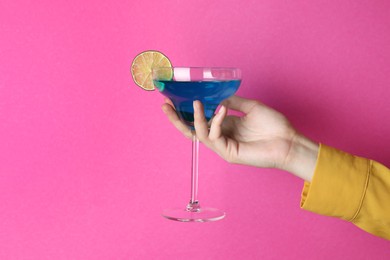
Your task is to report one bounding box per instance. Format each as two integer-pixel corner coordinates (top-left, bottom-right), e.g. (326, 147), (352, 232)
(152, 66), (241, 71)
(152, 66), (241, 81)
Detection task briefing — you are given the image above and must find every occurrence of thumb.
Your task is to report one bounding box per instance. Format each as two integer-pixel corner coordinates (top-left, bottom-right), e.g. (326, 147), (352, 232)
(222, 95), (259, 114)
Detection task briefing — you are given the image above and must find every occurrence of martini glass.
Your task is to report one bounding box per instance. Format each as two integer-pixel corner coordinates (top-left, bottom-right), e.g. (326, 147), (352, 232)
(152, 67), (241, 222)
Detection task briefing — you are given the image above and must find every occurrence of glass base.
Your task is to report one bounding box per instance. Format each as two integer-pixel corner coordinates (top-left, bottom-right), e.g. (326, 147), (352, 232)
(162, 206), (225, 222)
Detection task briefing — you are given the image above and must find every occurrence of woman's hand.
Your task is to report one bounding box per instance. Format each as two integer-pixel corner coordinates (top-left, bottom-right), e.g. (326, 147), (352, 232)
(162, 96), (319, 181)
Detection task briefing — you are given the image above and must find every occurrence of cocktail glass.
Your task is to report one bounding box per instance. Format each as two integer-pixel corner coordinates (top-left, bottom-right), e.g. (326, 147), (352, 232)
(152, 67), (241, 222)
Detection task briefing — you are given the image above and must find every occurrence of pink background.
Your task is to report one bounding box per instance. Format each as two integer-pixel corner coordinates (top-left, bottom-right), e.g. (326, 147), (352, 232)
(1, 0), (390, 259)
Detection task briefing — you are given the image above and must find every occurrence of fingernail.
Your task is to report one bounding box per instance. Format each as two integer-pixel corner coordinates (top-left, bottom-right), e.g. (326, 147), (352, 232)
(218, 106), (225, 114)
(216, 106), (225, 117)
(193, 100), (199, 111)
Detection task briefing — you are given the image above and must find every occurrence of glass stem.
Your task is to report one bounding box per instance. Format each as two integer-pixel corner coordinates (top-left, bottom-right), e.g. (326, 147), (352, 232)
(187, 134), (201, 212)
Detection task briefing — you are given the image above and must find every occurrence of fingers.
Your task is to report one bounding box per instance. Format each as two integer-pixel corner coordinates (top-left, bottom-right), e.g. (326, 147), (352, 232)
(163, 98), (231, 146)
(164, 97), (174, 107)
(161, 100), (193, 138)
(193, 100), (209, 141)
(193, 101), (231, 161)
(209, 105), (227, 140)
(222, 95), (260, 114)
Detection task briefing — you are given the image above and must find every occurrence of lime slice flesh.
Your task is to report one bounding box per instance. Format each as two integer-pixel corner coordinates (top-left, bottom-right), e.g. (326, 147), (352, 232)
(131, 50), (172, 91)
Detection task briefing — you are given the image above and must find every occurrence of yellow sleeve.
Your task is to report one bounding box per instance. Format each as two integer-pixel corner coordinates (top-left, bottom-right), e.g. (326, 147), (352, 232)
(300, 144), (390, 240)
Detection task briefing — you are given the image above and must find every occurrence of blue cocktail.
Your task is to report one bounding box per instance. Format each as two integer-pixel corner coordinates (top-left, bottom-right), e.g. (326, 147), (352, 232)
(154, 79), (241, 127)
(153, 67), (241, 222)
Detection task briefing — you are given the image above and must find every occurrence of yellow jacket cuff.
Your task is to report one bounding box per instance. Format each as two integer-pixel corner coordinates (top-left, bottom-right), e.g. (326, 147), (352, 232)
(300, 144), (370, 221)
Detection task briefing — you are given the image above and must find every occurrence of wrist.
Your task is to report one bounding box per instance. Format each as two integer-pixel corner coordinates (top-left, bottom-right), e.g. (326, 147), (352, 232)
(282, 134), (319, 182)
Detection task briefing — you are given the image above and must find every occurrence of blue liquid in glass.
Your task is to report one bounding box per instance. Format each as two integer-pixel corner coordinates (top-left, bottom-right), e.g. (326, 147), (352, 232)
(154, 80), (241, 127)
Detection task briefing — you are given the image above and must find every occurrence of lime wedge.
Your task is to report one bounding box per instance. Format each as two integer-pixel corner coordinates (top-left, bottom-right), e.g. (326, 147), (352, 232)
(131, 50), (172, 91)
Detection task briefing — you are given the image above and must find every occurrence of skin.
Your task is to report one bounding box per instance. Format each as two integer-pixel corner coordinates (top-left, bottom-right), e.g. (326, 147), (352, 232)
(161, 95), (319, 182)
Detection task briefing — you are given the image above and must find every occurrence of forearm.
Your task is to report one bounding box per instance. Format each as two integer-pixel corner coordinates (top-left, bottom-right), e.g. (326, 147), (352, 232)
(282, 134), (319, 182)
